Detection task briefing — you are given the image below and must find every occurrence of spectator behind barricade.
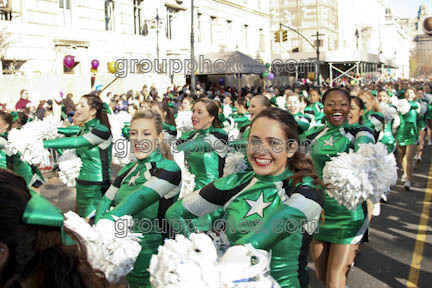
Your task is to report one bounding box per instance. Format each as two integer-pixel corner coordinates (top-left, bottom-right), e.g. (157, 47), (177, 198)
(128, 104), (138, 115)
(35, 100), (47, 120)
(62, 93), (76, 123)
(45, 100), (54, 117)
(15, 89), (30, 112)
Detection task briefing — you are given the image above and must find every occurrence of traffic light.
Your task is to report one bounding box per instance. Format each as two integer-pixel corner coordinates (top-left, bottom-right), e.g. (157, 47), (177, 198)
(274, 30), (280, 43)
(282, 30), (287, 42)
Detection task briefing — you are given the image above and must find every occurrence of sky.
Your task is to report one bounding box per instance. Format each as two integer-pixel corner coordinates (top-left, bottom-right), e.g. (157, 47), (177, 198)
(383, 0), (432, 18)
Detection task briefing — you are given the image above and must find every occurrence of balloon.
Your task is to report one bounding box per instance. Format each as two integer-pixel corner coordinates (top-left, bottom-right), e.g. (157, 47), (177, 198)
(267, 73), (275, 80)
(63, 55), (75, 68)
(91, 68), (98, 73)
(107, 61), (117, 73)
(218, 78), (225, 85)
(91, 59), (99, 69)
(263, 72), (269, 77)
(265, 63), (271, 68)
(350, 80), (355, 85)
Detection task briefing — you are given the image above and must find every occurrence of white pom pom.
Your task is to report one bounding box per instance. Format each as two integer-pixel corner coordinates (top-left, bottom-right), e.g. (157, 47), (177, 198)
(149, 233), (279, 288)
(223, 152), (248, 177)
(64, 211), (142, 283)
(108, 112), (132, 165)
(275, 96), (286, 109)
(6, 116), (64, 165)
(172, 150), (196, 199)
(176, 111), (194, 133)
(323, 143), (398, 210)
(379, 103), (398, 122)
(395, 99), (411, 115)
(58, 150), (82, 187)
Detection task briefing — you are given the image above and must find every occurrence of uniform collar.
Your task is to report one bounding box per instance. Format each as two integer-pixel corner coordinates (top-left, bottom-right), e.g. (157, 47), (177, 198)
(197, 126), (212, 135)
(84, 118), (99, 128)
(326, 120), (348, 130)
(255, 165), (293, 182)
(137, 149), (162, 164)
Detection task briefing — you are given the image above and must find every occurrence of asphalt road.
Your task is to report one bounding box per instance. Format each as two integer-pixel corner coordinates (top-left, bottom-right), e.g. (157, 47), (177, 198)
(40, 147), (432, 288)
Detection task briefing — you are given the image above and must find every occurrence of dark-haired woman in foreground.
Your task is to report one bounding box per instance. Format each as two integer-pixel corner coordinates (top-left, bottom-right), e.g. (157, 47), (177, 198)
(0, 169), (110, 288)
(167, 108), (324, 287)
(302, 88), (375, 288)
(43, 95), (112, 218)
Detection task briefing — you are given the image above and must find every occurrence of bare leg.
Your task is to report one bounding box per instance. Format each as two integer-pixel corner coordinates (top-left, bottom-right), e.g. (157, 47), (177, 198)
(417, 130), (426, 159)
(405, 144), (416, 182)
(398, 145), (407, 178)
(311, 239), (330, 284)
(326, 243), (360, 288)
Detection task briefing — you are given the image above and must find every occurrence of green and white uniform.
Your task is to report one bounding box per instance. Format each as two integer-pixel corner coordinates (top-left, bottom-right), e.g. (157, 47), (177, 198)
(416, 98), (428, 132)
(43, 119), (112, 218)
(363, 110), (385, 141)
(378, 104), (398, 154)
(396, 101), (420, 146)
(302, 121), (375, 244)
(293, 112), (312, 135)
(166, 166), (323, 288)
(96, 149), (181, 288)
(304, 102), (325, 126)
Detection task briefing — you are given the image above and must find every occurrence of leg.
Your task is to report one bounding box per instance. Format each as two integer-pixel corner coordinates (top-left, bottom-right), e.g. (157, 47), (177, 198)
(417, 130), (425, 160)
(311, 239), (330, 284)
(428, 120), (432, 143)
(405, 144), (416, 182)
(326, 243), (360, 288)
(398, 145), (407, 179)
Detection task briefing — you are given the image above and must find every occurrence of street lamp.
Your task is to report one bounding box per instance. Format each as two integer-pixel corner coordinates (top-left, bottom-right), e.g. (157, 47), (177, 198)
(279, 23), (324, 87)
(355, 28), (359, 49)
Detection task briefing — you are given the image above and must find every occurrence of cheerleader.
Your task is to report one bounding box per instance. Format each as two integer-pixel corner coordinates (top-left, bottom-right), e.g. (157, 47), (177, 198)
(95, 110), (181, 288)
(230, 97), (250, 140)
(166, 108), (323, 288)
(175, 99), (228, 190)
(175, 97), (194, 134)
(0, 169), (110, 288)
(150, 101), (178, 145)
(0, 111), (44, 189)
(304, 88), (325, 126)
(415, 89), (428, 162)
(302, 88), (375, 288)
(377, 89), (398, 154)
(286, 93), (312, 135)
(358, 91), (385, 141)
(396, 88), (420, 190)
(424, 84), (432, 144)
(242, 94), (272, 139)
(43, 95), (112, 219)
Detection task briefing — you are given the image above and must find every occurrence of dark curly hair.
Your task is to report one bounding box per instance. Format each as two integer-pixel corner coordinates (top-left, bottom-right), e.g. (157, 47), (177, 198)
(250, 107), (323, 187)
(0, 169), (111, 288)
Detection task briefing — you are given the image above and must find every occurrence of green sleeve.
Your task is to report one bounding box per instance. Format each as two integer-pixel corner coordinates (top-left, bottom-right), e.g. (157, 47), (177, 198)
(353, 128), (376, 152)
(43, 135), (93, 149)
(58, 126), (81, 136)
(122, 122), (130, 140)
(165, 198), (201, 237)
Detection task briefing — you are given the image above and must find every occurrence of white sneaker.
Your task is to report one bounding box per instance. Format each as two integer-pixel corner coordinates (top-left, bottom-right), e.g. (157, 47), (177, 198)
(404, 181), (411, 190)
(428, 139), (432, 145)
(401, 174), (407, 182)
(372, 203), (381, 216)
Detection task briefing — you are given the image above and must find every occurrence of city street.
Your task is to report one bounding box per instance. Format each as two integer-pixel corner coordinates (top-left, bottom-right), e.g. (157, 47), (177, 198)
(40, 147), (432, 288)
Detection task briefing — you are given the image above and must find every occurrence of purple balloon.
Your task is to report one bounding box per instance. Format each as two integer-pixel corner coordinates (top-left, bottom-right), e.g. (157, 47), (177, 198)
(91, 59), (99, 69)
(64, 55), (75, 68)
(218, 78), (225, 85)
(267, 73), (275, 80)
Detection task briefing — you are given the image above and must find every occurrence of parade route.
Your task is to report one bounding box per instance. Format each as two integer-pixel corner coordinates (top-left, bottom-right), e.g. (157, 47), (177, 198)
(40, 149), (432, 288)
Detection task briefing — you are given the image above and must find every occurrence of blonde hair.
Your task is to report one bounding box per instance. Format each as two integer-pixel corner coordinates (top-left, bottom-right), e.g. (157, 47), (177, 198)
(131, 110), (172, 159)
(358, 91), (381, 113)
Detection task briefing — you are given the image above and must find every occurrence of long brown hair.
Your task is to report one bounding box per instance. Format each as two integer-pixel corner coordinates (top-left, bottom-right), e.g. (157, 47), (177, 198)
(0, 169), (110, 288)
(0, 111), (12, 132)
(250, 108), (322, 187)
(82, 95), (111, 134)
(152, 101), (176, 126)
(131, 110), (171, 160)
(195, 99), (221, 128)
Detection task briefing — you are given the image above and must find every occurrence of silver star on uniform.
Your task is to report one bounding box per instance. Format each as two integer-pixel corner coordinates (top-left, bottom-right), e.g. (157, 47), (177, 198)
(128, 171), (140, 187)
(322, 136), (335, 147)
(245, 193), (271, 218)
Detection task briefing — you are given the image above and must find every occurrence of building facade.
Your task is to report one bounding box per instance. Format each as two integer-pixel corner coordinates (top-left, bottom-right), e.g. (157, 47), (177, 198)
(270, 0), (411, 85)
(0, 0), (270, 105)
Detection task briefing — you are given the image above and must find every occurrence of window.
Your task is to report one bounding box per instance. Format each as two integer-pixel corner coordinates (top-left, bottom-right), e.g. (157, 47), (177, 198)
(198, 13), (202, 43)
(59, 0), (71, 9)
(259, 28), (265, 52)
(244, 24), (248, 49)
(134, 0), (146, 35)
(105, 0), (114, 31)
(227, 20), (232, 48)
(210, 16), (216, 44)
(2, 59), (26, 75)
(166, 8), (176, 39)
(0, 0), (12, 21)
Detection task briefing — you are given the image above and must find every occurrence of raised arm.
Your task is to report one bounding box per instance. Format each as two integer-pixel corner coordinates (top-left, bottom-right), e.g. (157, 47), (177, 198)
(43, 126), (111, 150)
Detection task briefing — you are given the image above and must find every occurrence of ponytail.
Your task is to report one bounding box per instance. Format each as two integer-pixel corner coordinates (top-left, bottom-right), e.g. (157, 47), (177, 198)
(82, 95), (111, 134)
